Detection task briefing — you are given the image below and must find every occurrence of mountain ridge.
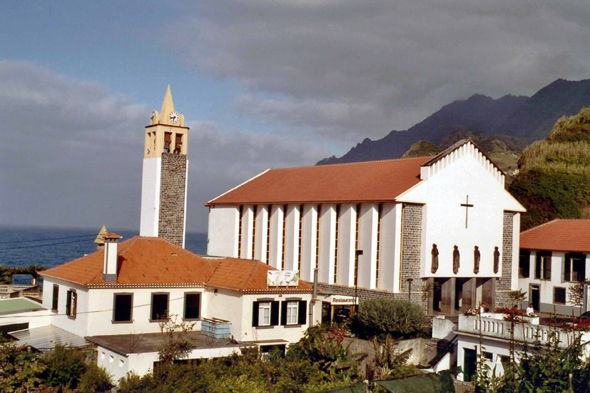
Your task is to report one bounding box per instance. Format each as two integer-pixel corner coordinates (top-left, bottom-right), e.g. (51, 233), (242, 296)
(318, 78), (590, 165)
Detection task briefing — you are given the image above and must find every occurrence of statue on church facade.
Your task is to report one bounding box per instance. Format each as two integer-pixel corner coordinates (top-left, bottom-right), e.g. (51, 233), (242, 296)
(473, 246), (480, 274)
(431, 244), (439, 273)
(453, 245), (460, 274)
(494, 246), (500, 274)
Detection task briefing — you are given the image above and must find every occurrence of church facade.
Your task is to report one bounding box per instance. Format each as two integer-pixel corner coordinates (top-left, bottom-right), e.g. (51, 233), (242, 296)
(207, 140), (526, 313)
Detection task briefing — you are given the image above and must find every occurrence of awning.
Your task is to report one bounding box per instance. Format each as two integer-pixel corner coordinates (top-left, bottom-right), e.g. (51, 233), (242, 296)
(9, 325), (89, 352)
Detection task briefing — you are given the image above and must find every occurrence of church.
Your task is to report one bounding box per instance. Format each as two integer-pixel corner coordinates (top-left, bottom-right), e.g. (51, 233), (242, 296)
(207, 140), (526, 314)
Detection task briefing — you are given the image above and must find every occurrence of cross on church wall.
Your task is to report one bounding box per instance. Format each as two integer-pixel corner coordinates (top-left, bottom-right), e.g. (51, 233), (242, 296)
(461, 195), (474, 228)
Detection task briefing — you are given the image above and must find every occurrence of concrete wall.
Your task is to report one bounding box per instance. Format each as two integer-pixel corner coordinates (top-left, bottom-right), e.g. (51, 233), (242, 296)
(139, 157), (161, 237)
(318, 204), (336, 284)
(300, 204), (318, 282)
(207, 205), (239, 257)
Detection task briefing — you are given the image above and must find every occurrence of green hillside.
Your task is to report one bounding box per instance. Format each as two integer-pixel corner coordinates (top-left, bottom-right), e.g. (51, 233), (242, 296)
(401, 127), (526, 177)
(401, 140), (442, 158)
(509, 107), (590, 230)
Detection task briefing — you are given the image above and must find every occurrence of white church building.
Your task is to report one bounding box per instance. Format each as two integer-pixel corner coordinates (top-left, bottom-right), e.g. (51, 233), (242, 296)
(207, 140), (526, 314)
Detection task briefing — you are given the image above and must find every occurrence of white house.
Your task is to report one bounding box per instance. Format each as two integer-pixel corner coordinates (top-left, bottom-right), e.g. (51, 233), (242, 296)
(518, 219), (590, 315)
(207, 140), (526, 314)
(37, 234), (315, 381)
(456, 312), (590, 382)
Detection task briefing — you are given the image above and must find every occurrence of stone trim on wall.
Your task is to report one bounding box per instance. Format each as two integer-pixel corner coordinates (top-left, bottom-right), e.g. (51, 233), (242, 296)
(158, 153), (188, 247)
(496, 211), (514, 308)
(400, 204), (425, 293)
(319, 283), (428, 310)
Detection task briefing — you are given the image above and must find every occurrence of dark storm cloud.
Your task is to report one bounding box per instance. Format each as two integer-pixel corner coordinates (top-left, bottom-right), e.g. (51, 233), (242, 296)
(169, 0), (590, 140)
(0, 61), (327, 232)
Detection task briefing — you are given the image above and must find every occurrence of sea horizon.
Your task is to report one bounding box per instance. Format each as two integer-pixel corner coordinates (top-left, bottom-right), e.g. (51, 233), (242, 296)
(0, 225), (208, 285)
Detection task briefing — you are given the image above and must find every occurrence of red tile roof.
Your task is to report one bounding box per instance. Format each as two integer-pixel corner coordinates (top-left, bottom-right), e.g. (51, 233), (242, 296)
(208, 259), (311, 292)
(207, 156), (431, 206)
(520, 219), (590, 253)
(40, 237), (312, 293)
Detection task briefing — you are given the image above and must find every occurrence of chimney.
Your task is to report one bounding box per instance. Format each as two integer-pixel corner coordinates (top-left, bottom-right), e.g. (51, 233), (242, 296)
(94, 225), (108, 251)
(103, 233), (122, 283)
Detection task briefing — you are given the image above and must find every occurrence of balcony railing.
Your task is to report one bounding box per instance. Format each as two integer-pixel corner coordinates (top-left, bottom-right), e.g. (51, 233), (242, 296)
(458, 314), (584, 349)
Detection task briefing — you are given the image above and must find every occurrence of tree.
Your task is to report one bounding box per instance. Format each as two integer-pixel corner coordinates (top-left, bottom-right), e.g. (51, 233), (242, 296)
(158, 314), (196, 365)
(568, 280), (589, 314)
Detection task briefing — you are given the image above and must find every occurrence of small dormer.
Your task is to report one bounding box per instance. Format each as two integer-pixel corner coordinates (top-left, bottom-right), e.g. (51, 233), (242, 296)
(144, 86), (189, 159)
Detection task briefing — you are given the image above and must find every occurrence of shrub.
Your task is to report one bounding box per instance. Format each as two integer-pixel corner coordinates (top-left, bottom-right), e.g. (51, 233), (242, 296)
(40, 344), (87, 389)
(79, 362), (113, 392)
(351, 298), (425, 339)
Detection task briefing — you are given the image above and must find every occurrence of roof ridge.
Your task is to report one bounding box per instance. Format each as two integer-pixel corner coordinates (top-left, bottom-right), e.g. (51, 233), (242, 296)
(271, 155), (434, 171)
(520, 218), (561, 234)
(208, 169), (271, 204)
(242, 260), (264, 291)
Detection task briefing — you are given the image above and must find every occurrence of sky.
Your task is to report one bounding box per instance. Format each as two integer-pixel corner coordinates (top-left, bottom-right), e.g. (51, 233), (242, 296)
(1, 0), (590, 234)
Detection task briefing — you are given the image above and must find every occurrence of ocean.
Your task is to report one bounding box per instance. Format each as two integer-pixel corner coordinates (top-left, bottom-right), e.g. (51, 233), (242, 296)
(0, 226), (208, 285)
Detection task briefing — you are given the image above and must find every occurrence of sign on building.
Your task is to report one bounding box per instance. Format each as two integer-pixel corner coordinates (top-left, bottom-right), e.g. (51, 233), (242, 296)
(267, 271), (299, 287)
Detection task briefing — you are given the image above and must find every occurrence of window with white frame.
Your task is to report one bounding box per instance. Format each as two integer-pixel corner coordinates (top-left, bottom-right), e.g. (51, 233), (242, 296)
(286, 301), (299, 325)
(259, 302), (271, 326)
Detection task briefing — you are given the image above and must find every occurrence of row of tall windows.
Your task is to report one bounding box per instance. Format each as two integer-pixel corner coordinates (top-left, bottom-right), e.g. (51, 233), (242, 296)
(237, 203), (384, 288)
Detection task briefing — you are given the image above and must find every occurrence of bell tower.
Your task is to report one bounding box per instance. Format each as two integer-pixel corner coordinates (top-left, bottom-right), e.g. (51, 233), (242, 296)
(139, 86), (189, 247)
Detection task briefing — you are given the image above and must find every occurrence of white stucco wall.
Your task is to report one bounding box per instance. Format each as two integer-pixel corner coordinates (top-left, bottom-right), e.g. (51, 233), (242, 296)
(84, 287), (206, 337)
(97, 344), (241, 383)
(0, 307), (52, 330)
(300, 205), (318, 282)
(241, 293), (312, 343)
(205, 289), (312, 344)
(42, 277), (90, 337)
(337, 204), (356, 286)
(139, 157), (161, 237)
(318, 204), (336, 284)
(254, 205), (269, 263)
(380, 203), (401, 292)
(240, 205), (255, 259)
(207, 205), (239, 257)
(399, 142), (525, 279)
(518, 250), (590, 313)
(269, 205), (284, 269)
(457, 335), (511, 381)
(284, 205), (300, 271)
(358, 204), (378, 289)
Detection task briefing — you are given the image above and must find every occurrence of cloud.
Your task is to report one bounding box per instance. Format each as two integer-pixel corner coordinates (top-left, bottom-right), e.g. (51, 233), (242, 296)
(0, 61), (329, 232)
(185, 121), (331, 230)
(167, 0), (590, 139)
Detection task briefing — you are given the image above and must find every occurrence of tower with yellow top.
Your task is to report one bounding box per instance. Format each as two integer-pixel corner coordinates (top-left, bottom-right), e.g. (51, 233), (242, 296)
(139, 86), (189, 247)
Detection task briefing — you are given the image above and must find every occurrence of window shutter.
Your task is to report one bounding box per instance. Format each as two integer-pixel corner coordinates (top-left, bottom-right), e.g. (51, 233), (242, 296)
(72, 292), (77, 318)
(252, 301), (259, 327)
(66, 291), (71, 316)
(270, 301), (280, 326)
(280, 301), (288, 326)
(298, 300), (307, 325)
